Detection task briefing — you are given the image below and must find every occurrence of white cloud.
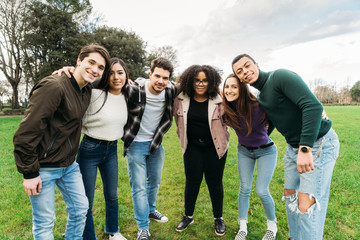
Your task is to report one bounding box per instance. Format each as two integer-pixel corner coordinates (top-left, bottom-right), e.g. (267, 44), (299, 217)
(90, 0), (360, 89)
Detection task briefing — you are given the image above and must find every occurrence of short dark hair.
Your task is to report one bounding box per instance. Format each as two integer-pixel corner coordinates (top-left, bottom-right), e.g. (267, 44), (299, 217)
(150, 57), (174, 78)
(231, 54), (256, 67)
(177, 65), (221, 99)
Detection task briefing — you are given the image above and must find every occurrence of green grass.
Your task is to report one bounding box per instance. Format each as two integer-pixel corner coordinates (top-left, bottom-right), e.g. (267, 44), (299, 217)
(0, 105), (359, 239)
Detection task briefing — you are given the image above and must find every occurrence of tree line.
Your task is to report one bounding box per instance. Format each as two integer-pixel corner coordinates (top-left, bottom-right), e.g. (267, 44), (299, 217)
(312, 81), (360, 105)
(1, 0), (359, 109)
(0, 0), (178, 109)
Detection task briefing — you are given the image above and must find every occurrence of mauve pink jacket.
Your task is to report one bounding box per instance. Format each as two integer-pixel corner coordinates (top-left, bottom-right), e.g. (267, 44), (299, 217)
(173, 92), (230, 159)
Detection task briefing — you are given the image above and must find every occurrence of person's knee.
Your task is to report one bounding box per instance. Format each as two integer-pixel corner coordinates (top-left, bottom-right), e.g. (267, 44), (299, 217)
(284, 188), (296, 196)
(298, 192), (316, 213)
(256, 187), (269, 199)
(239, 182), (252, 194)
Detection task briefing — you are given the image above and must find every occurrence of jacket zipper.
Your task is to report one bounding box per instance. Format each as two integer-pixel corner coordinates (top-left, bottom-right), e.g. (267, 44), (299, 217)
(44, 130), (61, 158)
(67, 137), (73, 155)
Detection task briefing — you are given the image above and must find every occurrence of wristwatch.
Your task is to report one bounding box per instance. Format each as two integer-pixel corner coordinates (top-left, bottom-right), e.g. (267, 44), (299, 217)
(300, 146), (311, 153)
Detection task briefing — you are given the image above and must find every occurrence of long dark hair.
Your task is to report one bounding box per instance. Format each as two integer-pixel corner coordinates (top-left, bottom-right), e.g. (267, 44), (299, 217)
(222, 74), (264, 136)
(177, 65), (221, 99)
(93, 57), (130, 114)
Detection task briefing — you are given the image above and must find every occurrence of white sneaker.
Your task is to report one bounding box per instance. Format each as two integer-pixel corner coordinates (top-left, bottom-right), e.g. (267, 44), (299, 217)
(109, 232), (127, 240)
(234, 229), (247, 240)
(262, 230), (276, 240)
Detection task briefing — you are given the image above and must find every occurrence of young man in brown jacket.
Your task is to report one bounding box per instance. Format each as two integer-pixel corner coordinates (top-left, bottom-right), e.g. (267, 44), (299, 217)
(13, 44), (110, 240)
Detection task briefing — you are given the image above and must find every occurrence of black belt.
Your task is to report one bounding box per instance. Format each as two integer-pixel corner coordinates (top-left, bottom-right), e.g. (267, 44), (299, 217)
(241, 142), (274, 150)
(189, 138), (213, 147)
(83, 135), (117, 145)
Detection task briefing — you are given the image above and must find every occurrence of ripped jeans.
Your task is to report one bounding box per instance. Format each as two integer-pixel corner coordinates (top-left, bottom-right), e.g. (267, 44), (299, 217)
(283, 128), (339, 240)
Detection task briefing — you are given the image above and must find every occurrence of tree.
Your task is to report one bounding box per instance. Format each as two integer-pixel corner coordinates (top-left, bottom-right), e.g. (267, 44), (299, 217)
(350, 80), (360, 102)
(314, 85), (338, 104)
(0, 0), (28, 109)
(22, 1), (89, 85)
(338, 87), (351, 104)
(92, 27), (148, 79)
(45, 0), (92, 19)
(147, 45), (179, 70)
(0, 81), (11, 110)
(308, 78), (325, 92)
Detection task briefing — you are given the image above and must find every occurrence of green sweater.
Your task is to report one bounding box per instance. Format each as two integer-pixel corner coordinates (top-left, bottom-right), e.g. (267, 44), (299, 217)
(251, 69), (332, 148)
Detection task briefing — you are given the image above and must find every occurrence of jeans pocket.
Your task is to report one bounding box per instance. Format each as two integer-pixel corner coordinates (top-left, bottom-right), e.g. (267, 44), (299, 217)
(80, 139), (98, 151)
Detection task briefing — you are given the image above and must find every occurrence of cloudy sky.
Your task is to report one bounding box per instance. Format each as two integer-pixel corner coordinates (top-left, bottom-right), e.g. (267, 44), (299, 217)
(91, 0), (360, 89)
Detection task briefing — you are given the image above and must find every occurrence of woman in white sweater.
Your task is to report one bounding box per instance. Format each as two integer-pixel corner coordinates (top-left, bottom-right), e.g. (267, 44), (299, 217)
(76, 58), (129, 240)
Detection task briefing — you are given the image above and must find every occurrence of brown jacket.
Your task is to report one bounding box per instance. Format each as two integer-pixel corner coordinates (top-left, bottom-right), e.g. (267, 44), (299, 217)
(173, 92), (229, 159)
(13, 74), (92, 179)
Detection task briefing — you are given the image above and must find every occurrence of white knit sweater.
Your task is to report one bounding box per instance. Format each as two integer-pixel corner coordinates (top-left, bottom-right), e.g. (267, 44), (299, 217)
(82, 89), (127, 141)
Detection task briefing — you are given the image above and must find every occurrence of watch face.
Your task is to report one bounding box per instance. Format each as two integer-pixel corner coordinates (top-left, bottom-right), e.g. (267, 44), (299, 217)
(301, 146), (309, 153)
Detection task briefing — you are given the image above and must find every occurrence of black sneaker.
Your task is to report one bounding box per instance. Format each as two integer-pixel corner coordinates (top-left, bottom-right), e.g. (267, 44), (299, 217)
(136, 229), (150, 240)
(148, 210), (168, 223)
(214, 218), (226, 236)
(176, 216), (194, 232)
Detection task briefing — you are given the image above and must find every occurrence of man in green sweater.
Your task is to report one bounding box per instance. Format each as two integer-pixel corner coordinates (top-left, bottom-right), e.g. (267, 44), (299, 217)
(232, 54), (339, 240)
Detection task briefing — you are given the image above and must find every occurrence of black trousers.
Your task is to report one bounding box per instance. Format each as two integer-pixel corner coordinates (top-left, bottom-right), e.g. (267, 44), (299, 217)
(183, 143), (227, 218)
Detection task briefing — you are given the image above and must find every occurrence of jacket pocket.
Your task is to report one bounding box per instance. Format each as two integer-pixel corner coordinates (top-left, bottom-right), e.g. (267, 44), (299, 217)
(43, 130), (61, 158)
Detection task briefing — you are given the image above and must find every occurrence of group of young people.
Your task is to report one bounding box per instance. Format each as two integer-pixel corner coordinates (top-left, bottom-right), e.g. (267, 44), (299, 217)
(13, 44), (339, 240)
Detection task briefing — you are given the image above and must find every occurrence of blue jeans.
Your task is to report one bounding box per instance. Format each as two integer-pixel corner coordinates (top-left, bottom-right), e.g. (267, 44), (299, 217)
(283, 128), (339, 240)
(126, 141), (165, 230)
(237, 141), (277, 222)
(29, 161), (88, 240)
(76, 138), (119, 240)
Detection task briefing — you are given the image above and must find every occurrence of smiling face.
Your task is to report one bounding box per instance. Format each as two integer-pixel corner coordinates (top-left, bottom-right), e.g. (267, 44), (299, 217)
(224, 77), (240, 102)
(108, 63), (126, 95)
(232, 56), (259, 85)
(75, 52), (106, 88)
(148, 67), (170, 95)
(193, 71), (209, 98)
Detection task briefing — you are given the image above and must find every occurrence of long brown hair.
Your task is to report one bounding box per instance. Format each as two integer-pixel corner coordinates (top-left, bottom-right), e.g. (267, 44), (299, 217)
(222, 74), (264, 136)
(93, 57), (130, 114)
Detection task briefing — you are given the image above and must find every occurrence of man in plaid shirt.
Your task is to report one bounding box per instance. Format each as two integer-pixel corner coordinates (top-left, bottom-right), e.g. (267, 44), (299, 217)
(123, 57), (177, 240)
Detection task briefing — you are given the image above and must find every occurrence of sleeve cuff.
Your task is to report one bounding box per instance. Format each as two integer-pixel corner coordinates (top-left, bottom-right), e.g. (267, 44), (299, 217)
(23, 172), (40, 179)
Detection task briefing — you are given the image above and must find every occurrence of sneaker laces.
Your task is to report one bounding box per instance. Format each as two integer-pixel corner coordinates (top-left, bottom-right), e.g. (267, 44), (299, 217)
(152, 210), (163, 219)
(138, 230), (149, 240)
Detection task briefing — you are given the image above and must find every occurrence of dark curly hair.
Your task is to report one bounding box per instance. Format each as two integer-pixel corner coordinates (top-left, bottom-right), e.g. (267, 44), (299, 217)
(177, 65), (221, 99)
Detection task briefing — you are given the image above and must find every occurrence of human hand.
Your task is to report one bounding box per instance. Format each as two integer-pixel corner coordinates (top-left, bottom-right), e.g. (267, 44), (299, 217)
(127, 79), (135, 85)
(265, 121), (270, 130)
(297, 150), (314, 174)
(52, 66), (75, 78)
(322, 110), (328, 120)
(23, 176), (42, 196)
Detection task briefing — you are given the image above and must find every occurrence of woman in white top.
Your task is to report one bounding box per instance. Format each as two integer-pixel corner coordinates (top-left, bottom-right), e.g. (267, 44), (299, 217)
(76, 58), (129, 240)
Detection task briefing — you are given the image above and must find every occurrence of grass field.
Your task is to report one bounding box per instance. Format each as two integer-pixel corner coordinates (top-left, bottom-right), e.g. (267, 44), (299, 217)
(0, 105), (359, 240)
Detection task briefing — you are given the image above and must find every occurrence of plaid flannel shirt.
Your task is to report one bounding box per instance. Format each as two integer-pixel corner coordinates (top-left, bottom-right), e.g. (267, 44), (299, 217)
(122, 78), (177, 156)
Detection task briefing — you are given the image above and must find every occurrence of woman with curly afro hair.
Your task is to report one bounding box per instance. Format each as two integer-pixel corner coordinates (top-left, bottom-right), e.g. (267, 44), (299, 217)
(173, 65), (230, 236)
